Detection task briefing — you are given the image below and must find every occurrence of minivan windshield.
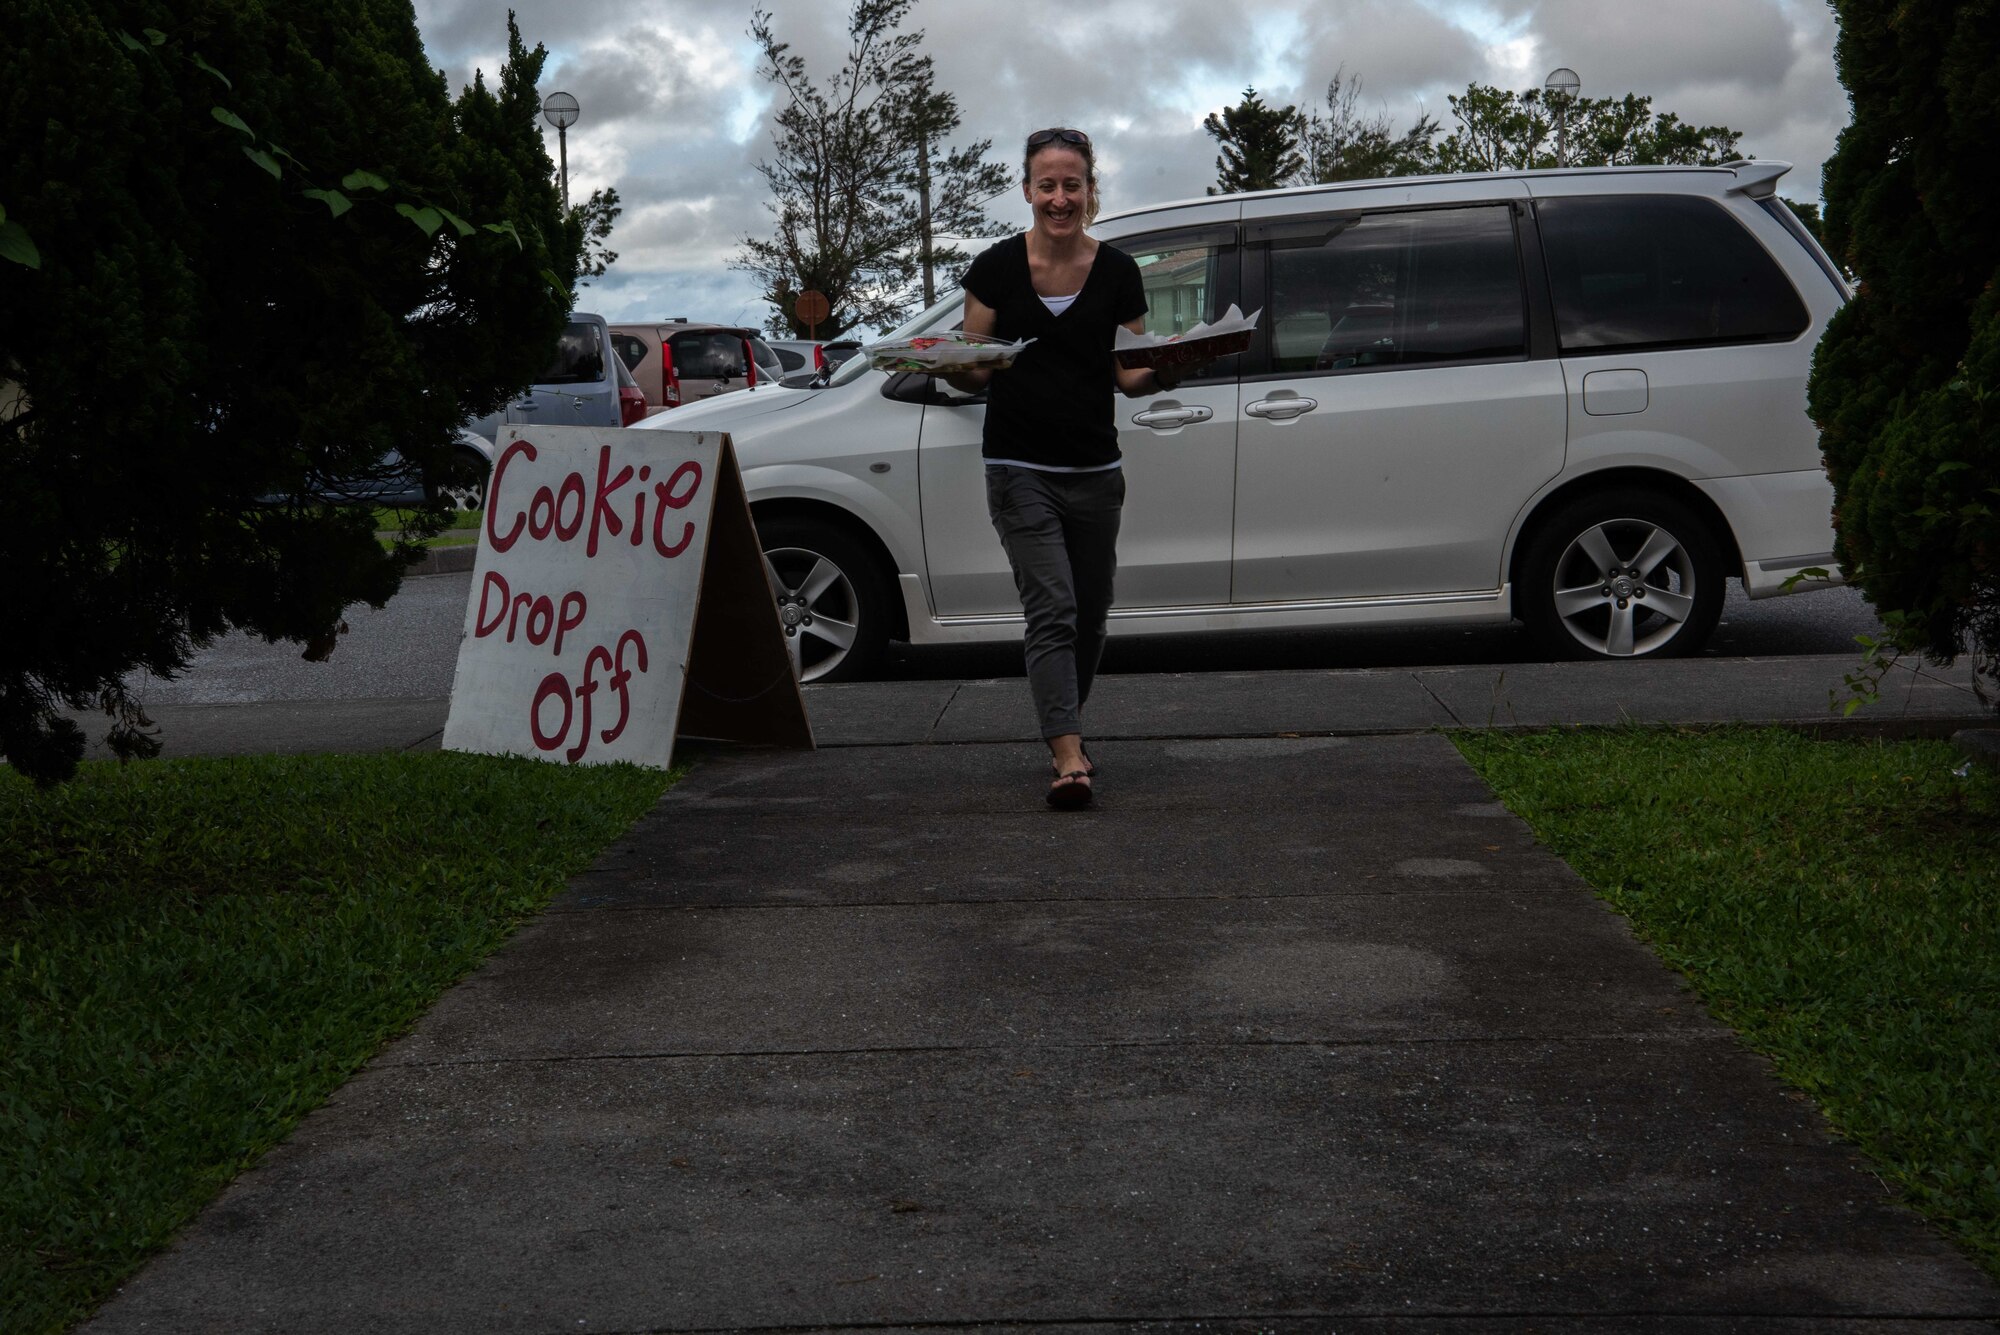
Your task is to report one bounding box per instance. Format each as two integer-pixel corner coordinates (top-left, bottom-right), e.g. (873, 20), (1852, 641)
(825, 293), (965, 387)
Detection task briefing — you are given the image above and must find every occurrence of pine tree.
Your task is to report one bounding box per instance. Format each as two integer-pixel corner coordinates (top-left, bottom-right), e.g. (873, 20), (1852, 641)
(1204, 88), (1304, 195)
(571, 186), (622, 286)
(1434, 85), (1740, 173)
(1294, 68), (1438, 183)
(0, 4), (578, 781)
(1807, 0), (2000, 697)
(735, 0), (1009, 339)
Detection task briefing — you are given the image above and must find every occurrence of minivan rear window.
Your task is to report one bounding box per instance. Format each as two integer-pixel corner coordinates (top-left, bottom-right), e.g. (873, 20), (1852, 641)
(670, 331), (749, 379)
(539, 322), (607, 385)
(1537, 195), (1809, 352)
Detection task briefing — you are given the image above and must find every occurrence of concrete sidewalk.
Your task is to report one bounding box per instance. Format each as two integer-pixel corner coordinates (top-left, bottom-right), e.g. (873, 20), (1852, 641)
(80, 650), (1997, 760)
(81, 655), (2000, 1331)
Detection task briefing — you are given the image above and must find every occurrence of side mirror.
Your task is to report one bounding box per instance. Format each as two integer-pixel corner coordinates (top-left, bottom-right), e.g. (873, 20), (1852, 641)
(882, 370), (982, 406)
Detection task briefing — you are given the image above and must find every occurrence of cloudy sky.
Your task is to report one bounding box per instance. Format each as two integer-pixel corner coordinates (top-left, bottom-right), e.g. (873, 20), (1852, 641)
(411, 0), (1849, 330)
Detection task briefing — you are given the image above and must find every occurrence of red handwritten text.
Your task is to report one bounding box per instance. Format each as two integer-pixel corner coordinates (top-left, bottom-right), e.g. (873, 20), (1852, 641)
(487, 440), (705, 561)
(473, 571), (588, 656)
(530, 629), (649, 763)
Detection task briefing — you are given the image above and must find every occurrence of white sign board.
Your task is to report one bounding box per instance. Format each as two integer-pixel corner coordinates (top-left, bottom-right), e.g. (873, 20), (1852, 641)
(443, 424), (810, 769)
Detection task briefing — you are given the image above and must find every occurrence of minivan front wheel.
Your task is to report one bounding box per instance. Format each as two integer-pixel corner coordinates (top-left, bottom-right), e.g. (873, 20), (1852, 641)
(757, 519), (891, 683)
(433, 448), (490, 512)
(1521, 490), (1725, 660)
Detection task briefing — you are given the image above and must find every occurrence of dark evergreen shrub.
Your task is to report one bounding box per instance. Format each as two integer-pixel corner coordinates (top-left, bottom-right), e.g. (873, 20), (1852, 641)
(0, 3), (581, 781)
(1810, 0), (1999, 701)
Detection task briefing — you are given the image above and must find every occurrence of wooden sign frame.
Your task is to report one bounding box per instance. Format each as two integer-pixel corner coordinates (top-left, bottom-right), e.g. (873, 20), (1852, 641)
(442, 425), (812, 769)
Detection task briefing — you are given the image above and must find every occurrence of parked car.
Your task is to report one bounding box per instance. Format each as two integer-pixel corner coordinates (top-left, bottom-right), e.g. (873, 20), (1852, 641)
(610, 320), (784, 413)
(768, 339), (829, 375)
(634, 161), (1849, 683)
(469, 310), (641, 439)
(771, 337), (868, 388)
(268, 425), (494, 511)
(450, 312), (639, 507)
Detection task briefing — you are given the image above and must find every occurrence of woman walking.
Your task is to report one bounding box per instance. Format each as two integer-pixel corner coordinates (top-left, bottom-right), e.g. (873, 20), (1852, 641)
(947, 128), (1181, 809)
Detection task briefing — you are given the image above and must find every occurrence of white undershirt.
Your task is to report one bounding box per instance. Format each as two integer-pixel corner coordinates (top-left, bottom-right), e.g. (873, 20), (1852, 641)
(986, 290), (1122, 474)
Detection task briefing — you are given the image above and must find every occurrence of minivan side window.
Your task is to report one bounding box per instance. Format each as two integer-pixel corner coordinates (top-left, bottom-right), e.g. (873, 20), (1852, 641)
(1262, 205), (1525, 375)
(611, 332), (649, 372)
(1123, 225), (1239, 380)
(1536, 195), (1809, 353)
(540, 322), (607, 384)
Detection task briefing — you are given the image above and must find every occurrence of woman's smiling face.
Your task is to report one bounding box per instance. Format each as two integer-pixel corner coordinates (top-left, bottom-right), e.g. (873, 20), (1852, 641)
(1024, 144), (1092, 238)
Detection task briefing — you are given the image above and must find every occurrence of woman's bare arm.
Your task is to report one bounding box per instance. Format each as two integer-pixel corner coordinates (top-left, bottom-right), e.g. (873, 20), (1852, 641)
(1115, 316), (1180, 397)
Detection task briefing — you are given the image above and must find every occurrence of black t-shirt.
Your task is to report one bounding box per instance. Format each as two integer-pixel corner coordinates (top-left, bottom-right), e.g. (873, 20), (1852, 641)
(962, 233), (1147, 468)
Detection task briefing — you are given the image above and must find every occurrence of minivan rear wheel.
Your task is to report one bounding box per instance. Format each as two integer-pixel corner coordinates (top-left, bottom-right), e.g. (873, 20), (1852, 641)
(757, 518), (891, 683)
(1521, 489), (1725, 660)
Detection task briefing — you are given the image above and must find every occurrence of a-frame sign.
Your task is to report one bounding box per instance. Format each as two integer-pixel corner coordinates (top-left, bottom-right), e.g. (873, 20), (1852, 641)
(442, 424), (812, 768)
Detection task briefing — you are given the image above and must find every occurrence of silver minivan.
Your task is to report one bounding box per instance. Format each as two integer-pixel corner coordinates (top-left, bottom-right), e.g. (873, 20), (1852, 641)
(470, 312), (641, 441)
(635, 161), (1849, 682)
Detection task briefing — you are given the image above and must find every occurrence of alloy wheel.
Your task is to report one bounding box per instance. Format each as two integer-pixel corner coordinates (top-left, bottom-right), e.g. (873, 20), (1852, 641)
(1547, 517), (1702, 657)
(762, 544), (862, 682)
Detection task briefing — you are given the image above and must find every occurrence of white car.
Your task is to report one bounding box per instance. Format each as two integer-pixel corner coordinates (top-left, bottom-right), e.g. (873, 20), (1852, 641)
(636, 161), (1849, 682)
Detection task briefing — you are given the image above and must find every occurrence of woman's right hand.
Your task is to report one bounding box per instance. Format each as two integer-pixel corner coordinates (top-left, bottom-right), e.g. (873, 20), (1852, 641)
(946, 293), (1004, 392)
(943, 364), (998, 392)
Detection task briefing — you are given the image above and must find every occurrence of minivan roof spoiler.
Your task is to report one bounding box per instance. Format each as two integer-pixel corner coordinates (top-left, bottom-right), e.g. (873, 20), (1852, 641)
(1722, 160), (1792, 200)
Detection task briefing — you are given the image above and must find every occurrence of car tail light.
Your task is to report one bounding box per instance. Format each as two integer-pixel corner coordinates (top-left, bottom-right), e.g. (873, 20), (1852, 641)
(741, 337), (758, 388)
(813, 343), (827, 372)
(661, 342), (681, 408)
(619, 383), (646, 427)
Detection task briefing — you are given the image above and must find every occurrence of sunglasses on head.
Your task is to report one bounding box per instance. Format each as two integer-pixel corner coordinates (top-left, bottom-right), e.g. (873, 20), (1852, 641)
(1026, 127), (1091, 149)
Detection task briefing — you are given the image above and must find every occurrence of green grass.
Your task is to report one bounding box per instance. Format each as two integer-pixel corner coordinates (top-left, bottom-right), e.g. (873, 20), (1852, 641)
(0, 751), (673, 1334)
(375, 506), (483, 552)
(1455, 727), (2000, 1276)
(372, 506), (482, 534)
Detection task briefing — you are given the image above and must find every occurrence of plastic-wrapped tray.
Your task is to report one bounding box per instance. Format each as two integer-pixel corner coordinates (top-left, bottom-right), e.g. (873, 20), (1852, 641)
(867, 331), (1034, 373)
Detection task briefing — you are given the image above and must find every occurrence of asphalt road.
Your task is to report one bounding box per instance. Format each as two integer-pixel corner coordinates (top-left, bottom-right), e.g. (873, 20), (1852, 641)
(128, 571), (1888, 708)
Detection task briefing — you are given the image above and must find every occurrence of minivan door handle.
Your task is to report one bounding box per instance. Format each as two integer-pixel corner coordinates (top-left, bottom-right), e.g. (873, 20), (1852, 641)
(1132, 405), (1212, 429)
(1246, 393), (1318, 421)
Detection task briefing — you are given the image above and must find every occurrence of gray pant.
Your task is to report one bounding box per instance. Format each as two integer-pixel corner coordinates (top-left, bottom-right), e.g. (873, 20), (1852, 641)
(984, 465), (1125, 740)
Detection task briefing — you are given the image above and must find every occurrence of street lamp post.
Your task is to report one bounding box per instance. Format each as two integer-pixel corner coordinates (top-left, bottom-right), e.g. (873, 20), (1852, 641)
(1544, 68), (1580, 167)
(542, 91), (580, 212)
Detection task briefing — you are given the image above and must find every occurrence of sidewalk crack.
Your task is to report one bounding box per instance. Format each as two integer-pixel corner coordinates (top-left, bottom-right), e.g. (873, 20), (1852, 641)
(925, 683), (962, 744)
(1414, 670), (1465, 727)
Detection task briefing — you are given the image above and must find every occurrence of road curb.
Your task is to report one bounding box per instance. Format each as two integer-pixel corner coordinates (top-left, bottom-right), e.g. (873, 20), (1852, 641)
(405, 545), (477, 577)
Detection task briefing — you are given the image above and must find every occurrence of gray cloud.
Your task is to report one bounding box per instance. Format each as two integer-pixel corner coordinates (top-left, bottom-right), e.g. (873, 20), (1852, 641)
(413, 0), (1849, 325)
(545, 30), (722, 128)
(1522, 0), (1798, 95)
(1293, 1), (1491, 108)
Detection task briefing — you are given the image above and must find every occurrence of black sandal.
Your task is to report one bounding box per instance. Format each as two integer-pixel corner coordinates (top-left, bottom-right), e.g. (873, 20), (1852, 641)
(1047, 769), (1093, 810)
(1050, 752), (1099, 779)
